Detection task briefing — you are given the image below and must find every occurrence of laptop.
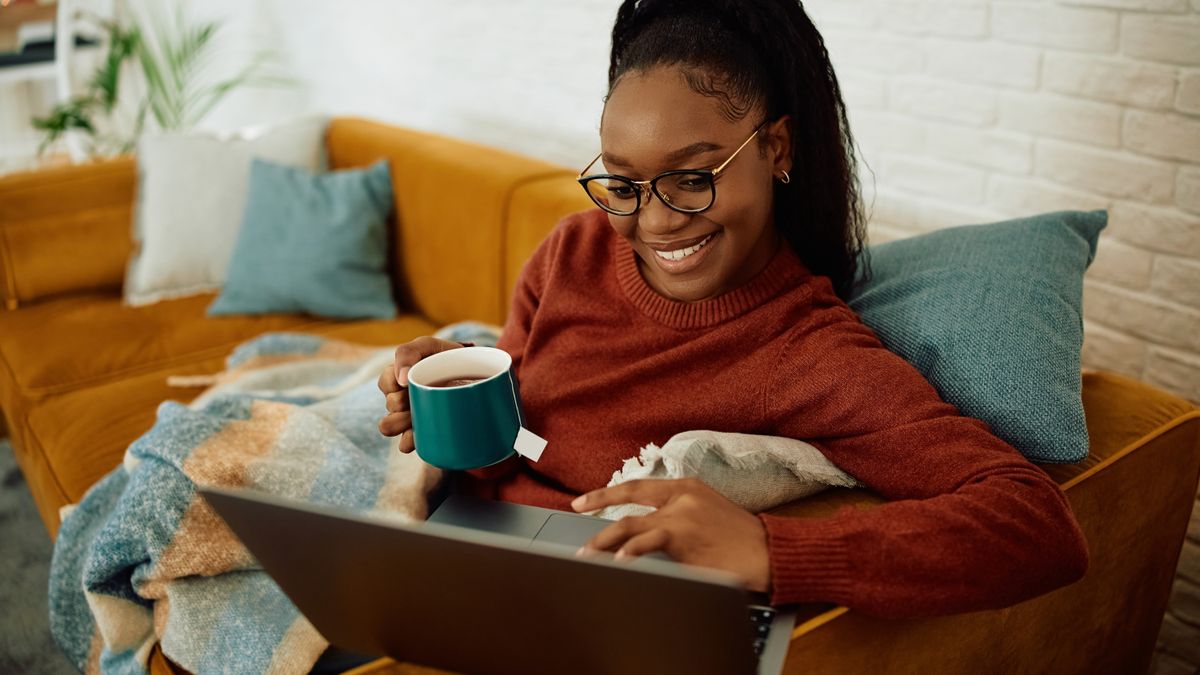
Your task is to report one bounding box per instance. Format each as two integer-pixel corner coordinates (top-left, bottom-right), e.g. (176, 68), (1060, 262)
(200, 487), (797, 675)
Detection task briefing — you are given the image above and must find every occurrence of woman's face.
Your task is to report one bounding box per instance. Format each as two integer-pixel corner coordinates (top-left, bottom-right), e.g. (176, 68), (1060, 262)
(599, 65), (791, 303)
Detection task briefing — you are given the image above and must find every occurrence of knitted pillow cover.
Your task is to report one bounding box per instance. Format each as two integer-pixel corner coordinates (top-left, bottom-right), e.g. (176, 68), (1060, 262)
(849, 210), (1107, 464)
(207, 158), (397, 319)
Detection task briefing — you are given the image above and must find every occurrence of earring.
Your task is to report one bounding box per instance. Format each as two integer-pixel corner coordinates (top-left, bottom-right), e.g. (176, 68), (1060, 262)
(779, 170), (791, 184)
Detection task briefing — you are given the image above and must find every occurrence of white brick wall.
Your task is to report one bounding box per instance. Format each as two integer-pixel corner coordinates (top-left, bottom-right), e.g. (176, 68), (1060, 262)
(1122, 14), (1200, 64)
(805, 3), (1200, 669)
(1043, 53), (1177, 108)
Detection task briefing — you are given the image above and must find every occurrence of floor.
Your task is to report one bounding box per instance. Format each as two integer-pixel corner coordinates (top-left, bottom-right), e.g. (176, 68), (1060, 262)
(0, 438), (76, 673)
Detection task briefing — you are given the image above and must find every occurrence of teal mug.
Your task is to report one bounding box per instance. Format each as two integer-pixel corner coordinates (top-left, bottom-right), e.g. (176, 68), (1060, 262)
(407, 346), (538, 471)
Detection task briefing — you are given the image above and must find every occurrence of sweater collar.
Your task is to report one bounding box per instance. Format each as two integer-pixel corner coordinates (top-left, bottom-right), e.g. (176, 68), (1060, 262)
(612, 225), (810, 330)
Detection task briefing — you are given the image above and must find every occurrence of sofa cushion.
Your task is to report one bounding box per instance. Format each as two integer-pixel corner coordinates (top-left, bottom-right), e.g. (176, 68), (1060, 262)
(208, 158), (397, 319)
(0, 293), (329, 397)
(22, 315), (439, 535)
(849, 210), (1106, 464)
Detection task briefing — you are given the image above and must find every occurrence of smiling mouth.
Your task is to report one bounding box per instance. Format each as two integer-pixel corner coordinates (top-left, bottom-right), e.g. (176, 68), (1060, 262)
(650, 233), (716, 261)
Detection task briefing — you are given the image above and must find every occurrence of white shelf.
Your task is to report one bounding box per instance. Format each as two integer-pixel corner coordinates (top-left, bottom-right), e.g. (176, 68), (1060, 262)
(0, 60), (56, 86)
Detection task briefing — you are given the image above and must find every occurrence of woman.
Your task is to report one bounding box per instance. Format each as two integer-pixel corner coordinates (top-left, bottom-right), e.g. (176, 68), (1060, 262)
(377, 0), (1088, 619)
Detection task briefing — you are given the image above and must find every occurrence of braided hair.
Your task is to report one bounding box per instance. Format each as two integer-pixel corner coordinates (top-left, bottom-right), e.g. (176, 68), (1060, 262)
(606, 0), (869, 299)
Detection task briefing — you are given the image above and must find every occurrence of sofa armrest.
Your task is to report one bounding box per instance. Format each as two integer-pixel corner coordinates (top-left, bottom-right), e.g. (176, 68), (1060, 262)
(776, 373), (1200, 674)
(0, 157), (136, 309)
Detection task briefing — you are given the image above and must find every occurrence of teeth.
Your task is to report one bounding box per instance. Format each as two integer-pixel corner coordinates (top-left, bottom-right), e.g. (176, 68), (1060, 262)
(654, 234), (714, 261)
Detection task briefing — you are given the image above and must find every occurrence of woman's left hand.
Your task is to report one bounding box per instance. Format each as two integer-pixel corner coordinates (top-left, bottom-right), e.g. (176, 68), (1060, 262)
(571, 478), (772, 593)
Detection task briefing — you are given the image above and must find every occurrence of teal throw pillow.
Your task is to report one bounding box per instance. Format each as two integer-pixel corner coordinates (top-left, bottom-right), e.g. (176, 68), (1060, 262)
(849, 210), (1107, 464)
(208, 158), (397, 319)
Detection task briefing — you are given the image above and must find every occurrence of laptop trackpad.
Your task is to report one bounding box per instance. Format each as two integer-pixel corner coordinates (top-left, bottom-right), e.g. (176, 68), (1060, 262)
(533, 513), (673, 562)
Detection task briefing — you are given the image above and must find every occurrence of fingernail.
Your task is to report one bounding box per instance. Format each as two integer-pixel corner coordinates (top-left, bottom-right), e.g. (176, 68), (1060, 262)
(397, 367), (409, 386)
(570, 495), (585, 510)
(574, 546), (588, 557)
(614, 549), (628, 560)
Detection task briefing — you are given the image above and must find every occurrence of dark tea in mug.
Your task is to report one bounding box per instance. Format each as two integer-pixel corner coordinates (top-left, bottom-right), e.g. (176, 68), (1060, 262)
(426, 375), (490, 388)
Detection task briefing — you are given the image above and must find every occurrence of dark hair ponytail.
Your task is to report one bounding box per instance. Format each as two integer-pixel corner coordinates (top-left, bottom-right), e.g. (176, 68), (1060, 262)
(607, 0), (869, 299)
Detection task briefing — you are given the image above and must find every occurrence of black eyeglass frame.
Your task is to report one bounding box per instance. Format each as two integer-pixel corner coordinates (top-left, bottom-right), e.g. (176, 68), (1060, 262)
(576, 121), (767, 217)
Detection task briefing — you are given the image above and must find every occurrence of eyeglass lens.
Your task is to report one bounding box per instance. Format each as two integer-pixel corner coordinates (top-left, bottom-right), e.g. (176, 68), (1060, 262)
(585, 172), (713, 215)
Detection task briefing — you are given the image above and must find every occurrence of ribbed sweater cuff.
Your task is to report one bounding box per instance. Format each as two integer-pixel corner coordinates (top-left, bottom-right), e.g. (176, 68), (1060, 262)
(759, 513), (855, 607)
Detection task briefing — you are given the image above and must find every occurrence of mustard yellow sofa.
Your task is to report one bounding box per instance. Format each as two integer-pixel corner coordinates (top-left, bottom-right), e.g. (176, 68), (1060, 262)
(1, 117), (1198, 675)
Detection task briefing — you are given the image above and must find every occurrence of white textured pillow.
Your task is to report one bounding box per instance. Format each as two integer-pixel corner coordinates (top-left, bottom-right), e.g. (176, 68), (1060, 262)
(593, 430), (861, 521)
(123, 117), (328, 306)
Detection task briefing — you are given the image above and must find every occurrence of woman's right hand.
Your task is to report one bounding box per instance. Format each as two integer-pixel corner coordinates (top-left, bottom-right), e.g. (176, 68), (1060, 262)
(377, 336), (466, 453)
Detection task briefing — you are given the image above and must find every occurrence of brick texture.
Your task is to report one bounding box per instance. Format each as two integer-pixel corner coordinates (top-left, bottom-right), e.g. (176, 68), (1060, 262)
(993, 4), (1120, 53)
(1158, 613), (1200, 664)
(1121, 14), (1200, 65)
(928, 40), (1041, 89)
(1035, 141), (1175, 203)
(1124, 110), (1200, 163)
(1002, 92), (1123, 147)
(1108, 202), (1200, 258)
(1042, 53), (1177, 110)
(1178, 70), (1200, 115)
(1145, 347), (1200, 401)
(1089, 236), (1155, 289)
(1081, 320), (1147, 377)
(890, 77), (999, 126)
(1167, 576), (1200, 627)
(1177, 166), (1200, 215)
(1152, 256), (1200, 309)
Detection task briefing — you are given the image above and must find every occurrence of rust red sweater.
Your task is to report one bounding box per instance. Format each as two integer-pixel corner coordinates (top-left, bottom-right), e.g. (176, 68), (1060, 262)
(468, 209), (1089, 618)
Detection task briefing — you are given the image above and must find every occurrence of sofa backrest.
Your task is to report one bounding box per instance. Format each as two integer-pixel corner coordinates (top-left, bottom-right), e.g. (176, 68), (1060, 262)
(326, 117), (594, 327)
(0, 157), (136, 310)
(0, 118), (596, 324)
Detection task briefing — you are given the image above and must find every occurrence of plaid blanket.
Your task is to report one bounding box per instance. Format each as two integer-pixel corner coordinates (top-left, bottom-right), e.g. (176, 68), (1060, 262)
(49, 324), (499, 674)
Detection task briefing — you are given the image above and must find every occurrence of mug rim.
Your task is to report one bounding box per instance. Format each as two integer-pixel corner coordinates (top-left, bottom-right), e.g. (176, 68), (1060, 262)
(407, 346), (513, 390)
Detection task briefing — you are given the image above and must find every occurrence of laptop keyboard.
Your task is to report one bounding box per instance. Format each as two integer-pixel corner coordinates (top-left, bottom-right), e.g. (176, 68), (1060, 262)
(748, 604), (777, 657)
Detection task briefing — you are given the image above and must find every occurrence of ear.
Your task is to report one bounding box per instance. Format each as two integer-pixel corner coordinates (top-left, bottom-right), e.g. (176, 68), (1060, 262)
(767, 115), (793, 177)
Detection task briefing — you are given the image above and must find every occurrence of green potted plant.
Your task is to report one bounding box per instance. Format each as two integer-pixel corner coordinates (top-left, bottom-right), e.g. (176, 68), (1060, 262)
(32, 3), (289, 158)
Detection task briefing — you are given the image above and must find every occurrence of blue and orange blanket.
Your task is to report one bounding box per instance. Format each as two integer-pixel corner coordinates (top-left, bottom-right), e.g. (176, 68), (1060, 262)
(49, 324), (499, 674)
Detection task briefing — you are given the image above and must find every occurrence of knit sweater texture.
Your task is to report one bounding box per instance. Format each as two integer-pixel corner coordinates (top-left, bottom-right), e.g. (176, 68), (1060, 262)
(466, 208), (1089, 618)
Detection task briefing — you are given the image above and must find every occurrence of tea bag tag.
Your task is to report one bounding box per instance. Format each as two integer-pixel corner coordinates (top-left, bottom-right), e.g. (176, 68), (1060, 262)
(514, 427), (547, 462)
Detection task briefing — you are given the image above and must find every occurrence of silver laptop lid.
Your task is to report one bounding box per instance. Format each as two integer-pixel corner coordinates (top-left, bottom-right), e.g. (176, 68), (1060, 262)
(201, 486), (761, 675)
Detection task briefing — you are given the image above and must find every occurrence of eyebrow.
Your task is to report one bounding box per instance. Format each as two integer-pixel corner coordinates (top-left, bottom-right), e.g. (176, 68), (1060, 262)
(602, 141), (724, 170)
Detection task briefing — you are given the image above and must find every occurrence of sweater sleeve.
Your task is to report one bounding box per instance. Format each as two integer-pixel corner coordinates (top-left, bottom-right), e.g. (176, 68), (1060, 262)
(760, 296), (1089, 618)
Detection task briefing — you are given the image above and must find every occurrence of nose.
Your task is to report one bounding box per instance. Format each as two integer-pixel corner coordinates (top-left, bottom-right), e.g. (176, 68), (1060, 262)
(636, 188), (691, 237)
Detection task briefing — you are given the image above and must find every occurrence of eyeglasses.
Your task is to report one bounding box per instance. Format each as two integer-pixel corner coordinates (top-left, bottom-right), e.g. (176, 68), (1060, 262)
(576, 122), (765, 216)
